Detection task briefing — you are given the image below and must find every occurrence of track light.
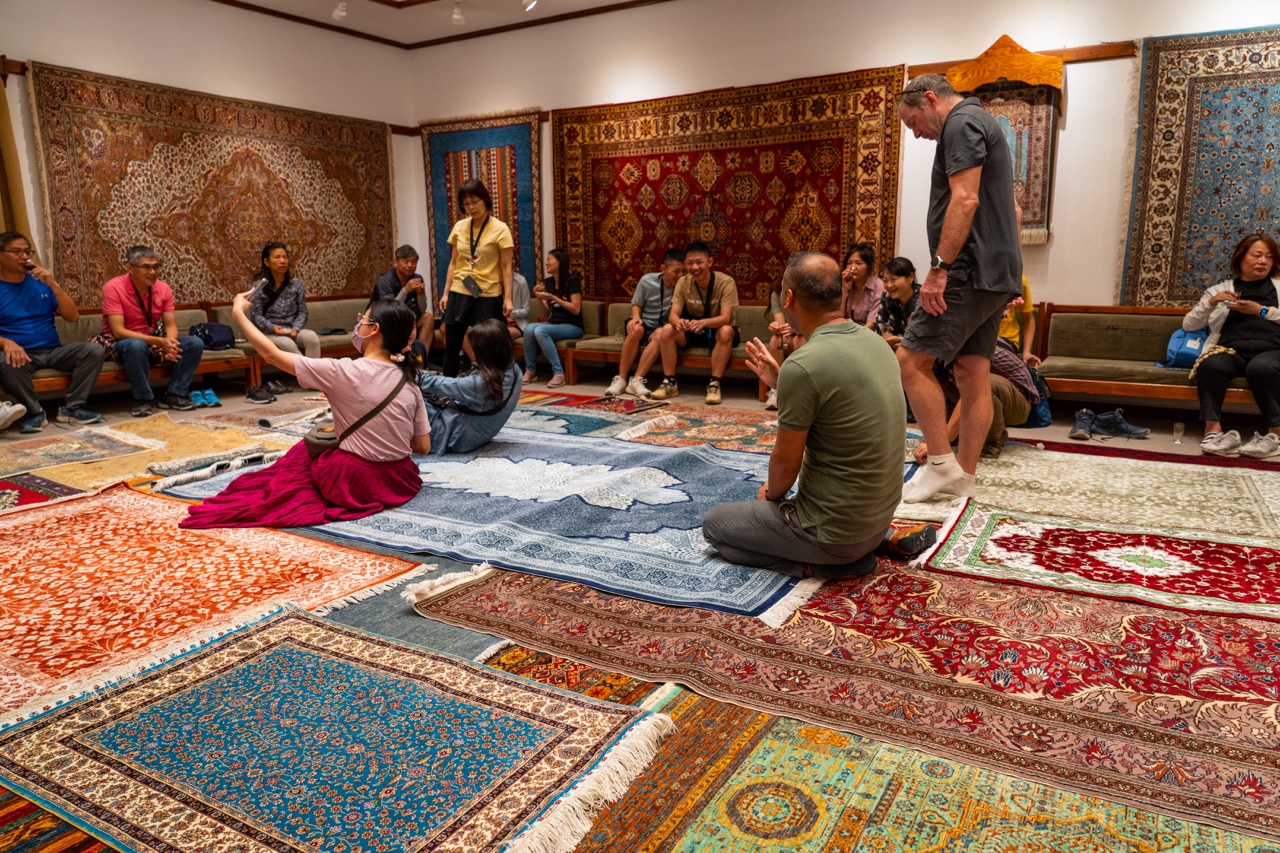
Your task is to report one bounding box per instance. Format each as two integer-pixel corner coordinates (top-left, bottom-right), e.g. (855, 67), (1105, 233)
(452, 0), (465, 26)
(522, 0), (538, 11)
(332, 0), (347, 21)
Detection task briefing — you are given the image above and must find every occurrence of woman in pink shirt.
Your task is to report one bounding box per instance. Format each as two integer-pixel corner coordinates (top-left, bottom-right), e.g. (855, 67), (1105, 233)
(182, 297), (430, 529)
(841, 242), (884, 328)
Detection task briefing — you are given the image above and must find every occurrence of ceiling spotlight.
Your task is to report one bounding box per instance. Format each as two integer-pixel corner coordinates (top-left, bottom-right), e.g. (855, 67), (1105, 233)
(522, 0), (538, 11)
(332, 0), (347, 21)
(452, 0), (465, 26)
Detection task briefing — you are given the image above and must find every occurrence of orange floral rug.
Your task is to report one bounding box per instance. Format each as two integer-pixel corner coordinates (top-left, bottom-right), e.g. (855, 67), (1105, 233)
(0, 484), (426, 725)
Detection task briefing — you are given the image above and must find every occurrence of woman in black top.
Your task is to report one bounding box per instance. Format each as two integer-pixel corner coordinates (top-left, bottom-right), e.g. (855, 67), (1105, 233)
(1184, 233), (1280, 458)
(522, 248), (583, 388)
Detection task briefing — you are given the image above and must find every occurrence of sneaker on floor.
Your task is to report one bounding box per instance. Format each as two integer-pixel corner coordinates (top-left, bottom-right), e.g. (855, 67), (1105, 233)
(764, 388), (778, 411)
(1068, 408), (1095, 440)
(1201, 429), (1241, 456)
(705, 380), (722, 406)
(188, 389), (210, 407)
(878, 523), (938, 558)
(1092, 408), (1149, 439)
(266, 379), (293, 395)
(245, 385), (276, 405)
(157, 392), (197, 412)
(626, 376), (651, 398)
(57, 405), (103, 426)
(202, 388), (222, 408)
(131, 401), (154, 418)
(18, 412), (46, 433)
(604, 375), (626, 397)
(1239, 431), (1280, 459)
(650, 379), (679, 400)
(0, 401), (26, 431)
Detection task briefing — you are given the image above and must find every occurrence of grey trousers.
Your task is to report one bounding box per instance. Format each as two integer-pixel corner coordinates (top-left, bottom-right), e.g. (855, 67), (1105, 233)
(268, 330), (321, 359)
(0, 342), (104, 413)
(702, 499), (889, 578)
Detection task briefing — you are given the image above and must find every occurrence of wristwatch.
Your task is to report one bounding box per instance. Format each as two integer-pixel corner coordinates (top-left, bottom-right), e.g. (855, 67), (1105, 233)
(1263, 307), (1271, 318)
(930, 255), (952, 271)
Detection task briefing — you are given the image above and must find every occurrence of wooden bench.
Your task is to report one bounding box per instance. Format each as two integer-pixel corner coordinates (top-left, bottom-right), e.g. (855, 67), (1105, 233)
(1036, 303), (1256, 407)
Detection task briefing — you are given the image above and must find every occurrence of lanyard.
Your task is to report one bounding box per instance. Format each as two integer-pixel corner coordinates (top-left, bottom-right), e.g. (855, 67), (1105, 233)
(132, 285), (153, 327)
(469, 215), (490, 263)
(691, 272), (715, 319)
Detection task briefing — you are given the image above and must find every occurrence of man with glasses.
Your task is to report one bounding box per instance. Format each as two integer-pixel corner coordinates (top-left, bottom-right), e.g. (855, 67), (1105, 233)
(95, 245), (204, 416)
(0, 231), (104, 431)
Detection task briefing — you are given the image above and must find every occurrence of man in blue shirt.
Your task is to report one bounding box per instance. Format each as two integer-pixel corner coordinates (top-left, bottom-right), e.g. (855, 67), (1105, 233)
(0, 232), (105, 432)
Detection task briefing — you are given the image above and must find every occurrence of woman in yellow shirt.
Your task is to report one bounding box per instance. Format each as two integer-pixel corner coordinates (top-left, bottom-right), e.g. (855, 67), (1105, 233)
(439, 179), (514, 377)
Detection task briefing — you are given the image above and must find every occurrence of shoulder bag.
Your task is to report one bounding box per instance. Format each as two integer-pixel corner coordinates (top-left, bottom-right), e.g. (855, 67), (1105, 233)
(304, 372), (409, 459)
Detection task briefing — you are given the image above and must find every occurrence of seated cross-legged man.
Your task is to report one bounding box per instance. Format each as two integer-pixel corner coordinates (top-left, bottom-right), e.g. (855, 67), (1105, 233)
(651, 241), (739, 405)
(94, 245), (204, 416)
(0, 231), (104, 432)
(605, 248), (685, 398)
(702, 253), (928, 579)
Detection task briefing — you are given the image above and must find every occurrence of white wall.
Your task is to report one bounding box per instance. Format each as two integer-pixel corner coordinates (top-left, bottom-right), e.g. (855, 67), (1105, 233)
(407, 0), (1280, 305)
(0, 0), (431, 260)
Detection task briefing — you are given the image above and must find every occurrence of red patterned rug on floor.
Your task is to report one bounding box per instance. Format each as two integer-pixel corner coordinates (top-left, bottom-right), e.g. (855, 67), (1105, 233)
(414, 565), (1280, 841)
(924, 500), (1280, 622)
(0, 475), (80, 509)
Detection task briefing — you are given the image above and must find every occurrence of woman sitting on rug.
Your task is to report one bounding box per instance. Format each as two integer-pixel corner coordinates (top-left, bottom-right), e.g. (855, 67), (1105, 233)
(874, 256), (921, 350)
(419, 318), (521, 454)
(439, 179), (514, 378)
(522, 249), (583, 388)
(181, 298), (430, 529)
(1185, 232), (1280, 459)
(840, 242), (884, 328)
(760, 277), (807, 411)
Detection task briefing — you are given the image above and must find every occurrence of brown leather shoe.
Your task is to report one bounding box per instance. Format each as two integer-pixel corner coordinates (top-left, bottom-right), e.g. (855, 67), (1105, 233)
(878, 523), (937, 558)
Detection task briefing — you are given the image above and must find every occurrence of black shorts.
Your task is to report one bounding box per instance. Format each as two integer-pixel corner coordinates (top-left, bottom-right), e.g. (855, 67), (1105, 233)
(443, 291), (503, 327)
(678, 326), (741, 350)
(900, 280), (1013, 363)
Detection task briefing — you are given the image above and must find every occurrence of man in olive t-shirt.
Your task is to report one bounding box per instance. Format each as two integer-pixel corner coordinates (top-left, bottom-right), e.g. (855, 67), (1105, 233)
(702, 253), (906, 578)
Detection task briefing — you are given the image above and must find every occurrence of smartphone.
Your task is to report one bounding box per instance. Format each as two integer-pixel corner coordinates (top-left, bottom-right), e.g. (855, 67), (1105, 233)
(462, 275), (481, 297)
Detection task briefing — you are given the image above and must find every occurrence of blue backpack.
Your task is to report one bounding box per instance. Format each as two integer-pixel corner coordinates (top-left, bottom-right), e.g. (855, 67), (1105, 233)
(1156, 327), (1209, 369)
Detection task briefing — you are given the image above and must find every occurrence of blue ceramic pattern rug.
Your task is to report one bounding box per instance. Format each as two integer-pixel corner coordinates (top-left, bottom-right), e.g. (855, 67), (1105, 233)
(0, 608), (671, 853)
(165, 429), (823, 624)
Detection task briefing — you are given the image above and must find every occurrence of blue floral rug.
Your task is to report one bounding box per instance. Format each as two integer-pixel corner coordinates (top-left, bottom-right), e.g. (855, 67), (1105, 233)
(167, 429), (822, 623)
(0, 608), (671, 853)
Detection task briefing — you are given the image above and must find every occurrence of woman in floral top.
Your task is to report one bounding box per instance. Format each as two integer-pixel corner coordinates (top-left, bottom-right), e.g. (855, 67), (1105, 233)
(874, 257), (921, 351)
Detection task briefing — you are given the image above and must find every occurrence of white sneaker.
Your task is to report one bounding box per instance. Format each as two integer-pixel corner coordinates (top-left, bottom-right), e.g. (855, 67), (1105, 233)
(626, 376), (651, 398)
(1239, 431), (1280, 459)
(1201, 429), (1241, 456)
(0, 401), (27, 431)
(604, 375), (626, 397)
(764, 388), (778, 411)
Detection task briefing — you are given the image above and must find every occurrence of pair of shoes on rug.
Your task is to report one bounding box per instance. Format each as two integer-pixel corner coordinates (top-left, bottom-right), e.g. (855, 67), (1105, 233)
(876, 523), (938, 559)
(156, 393), (196, 412)
(705, 380), (722, 406)
(1240, 431), (1280, 459)
(189, 389), (222, 407)
(650, 379), (679, 400)
(245, 385), (277, 405)
(1070, 408), (1149, 440)
(0, 400), (26, 431)
(56, 405), (103, 426)
(265, 379), (292, 396)
(802, 551), (878, 580)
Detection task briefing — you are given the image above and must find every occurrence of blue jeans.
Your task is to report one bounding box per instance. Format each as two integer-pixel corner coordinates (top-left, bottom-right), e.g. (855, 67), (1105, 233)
(115, 335), (204, 400)
(523, 322), (582, 375)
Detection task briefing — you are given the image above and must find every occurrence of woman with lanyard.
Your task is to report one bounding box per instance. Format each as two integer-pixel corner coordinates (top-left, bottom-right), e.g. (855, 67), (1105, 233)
(439, 179), (514, 377)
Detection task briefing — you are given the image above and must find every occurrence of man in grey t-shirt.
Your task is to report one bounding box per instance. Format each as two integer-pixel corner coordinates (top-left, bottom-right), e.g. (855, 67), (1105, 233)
(896, 74), (1022, 503)
(604, 249), (685, 398)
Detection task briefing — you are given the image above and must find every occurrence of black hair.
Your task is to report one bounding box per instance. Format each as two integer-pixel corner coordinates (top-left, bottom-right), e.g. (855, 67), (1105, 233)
(257, 242), (290, 295)
(784, 252), (842, 311)
(546, 248), (571, 284)
(126, 245), (159, 265)
(685, 241), (712, 258)
(0, 231), (29, 250)
(843, 241), (876, 271)
(457, 179), (493, 215)
(662, 248), (686, 265)
(882, 256), (917, 280)
(467, 318), (515, 403)
(394, 244), (419, 261)
(366, 299), (421, 383)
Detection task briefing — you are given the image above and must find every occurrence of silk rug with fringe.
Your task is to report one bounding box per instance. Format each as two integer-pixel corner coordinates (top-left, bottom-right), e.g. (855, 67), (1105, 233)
(0, 609), (671, 853)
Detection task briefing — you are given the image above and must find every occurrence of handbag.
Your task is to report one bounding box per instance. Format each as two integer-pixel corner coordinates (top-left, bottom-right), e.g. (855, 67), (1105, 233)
(190, 322), (236, 351)
(303, 372), (409, 459)
(1156, 327), (1210, 369)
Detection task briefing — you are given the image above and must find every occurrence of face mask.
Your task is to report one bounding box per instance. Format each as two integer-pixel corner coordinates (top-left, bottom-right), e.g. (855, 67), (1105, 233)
(352, 326), (372, 353)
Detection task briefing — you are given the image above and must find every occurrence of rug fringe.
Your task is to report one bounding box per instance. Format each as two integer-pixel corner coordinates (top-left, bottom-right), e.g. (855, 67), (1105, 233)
(1020, 227), (1049, 245)
(473, 639), (515, 663)
(0, 603), (284, 731)
(505, 713), (675, 853)
(311, 564), (436, 616)
(614, 415), (678, 441)
(911, 497), (971, 567)
(638, 682), (682, 712)
(757, 576), (824, 629)
(86, 424), (167, 450)
(401, 562), (494, 606)
(1116, 40), (1144, 303)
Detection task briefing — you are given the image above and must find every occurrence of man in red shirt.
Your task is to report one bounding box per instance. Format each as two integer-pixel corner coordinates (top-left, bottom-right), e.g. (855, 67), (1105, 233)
(95, 245), (204, 416)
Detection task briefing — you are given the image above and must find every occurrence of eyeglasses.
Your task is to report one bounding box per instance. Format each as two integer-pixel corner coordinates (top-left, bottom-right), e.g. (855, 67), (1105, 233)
(130, 263), (162, 271)
(355, 315), (377, 329)
(2, 248), (34, 257)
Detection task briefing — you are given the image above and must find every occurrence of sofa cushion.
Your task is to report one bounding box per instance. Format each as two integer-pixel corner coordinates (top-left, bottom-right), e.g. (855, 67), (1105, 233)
(304, 298), (367, 334)
(1045, 313), (1185, 363)
(733, 305), (772, 346)
(1038, 356), (1248, 388)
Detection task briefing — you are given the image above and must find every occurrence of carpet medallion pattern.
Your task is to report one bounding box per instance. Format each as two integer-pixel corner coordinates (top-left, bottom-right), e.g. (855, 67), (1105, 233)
(416, 568), (1280, 840)
(0, 485), (423, 721)
(926, 500), (1280, 621)
(0, 610), (671, 853)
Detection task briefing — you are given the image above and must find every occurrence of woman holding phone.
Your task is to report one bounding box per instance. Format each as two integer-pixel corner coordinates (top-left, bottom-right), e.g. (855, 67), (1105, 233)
(522, 249), (583, 387)
(438, 179), (514, 377)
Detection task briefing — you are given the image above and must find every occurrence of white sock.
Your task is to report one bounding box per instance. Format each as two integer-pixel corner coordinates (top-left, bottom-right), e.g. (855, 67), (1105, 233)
(902, 454), (965, 503)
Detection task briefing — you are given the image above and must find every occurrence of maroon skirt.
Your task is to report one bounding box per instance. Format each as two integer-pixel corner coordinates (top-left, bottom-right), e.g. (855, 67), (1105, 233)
(180, 442), (422, 529)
